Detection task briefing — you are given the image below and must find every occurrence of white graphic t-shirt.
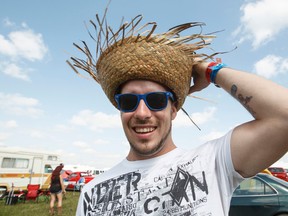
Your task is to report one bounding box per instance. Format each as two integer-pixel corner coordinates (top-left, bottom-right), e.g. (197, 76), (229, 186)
(76, 130), (244, 216)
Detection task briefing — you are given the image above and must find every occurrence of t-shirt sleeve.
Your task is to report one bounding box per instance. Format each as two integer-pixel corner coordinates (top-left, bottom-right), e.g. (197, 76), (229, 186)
(218, 129), (244, 185)
(214, 129), (245, 214)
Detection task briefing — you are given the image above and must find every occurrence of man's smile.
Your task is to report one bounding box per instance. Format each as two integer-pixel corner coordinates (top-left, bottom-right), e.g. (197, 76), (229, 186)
(133, 127), (156, 134)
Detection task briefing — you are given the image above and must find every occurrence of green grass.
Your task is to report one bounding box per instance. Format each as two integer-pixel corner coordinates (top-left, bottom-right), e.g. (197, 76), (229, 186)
(0, 191), (79, 216)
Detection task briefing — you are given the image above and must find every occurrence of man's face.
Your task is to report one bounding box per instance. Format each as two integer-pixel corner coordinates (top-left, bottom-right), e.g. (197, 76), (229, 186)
(119, 80), (177, 160)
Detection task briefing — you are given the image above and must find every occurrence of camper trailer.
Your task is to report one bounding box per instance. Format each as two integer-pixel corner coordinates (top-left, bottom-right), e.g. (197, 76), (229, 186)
(0, 146), (63, 198)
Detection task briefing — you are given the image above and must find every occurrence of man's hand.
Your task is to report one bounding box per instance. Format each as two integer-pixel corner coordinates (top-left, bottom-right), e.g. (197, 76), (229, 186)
(189, 60), (210, 94)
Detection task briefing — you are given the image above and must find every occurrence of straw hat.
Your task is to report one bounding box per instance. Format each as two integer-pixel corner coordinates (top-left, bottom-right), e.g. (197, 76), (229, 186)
(68, 14), (216, 111)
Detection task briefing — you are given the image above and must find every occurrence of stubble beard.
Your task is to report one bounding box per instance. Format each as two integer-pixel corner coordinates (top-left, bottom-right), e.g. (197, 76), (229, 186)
(128, 123), (172, 158)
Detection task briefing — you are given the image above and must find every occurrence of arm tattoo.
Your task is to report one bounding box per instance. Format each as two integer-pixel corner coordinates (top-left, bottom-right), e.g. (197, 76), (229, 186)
(231, 84), (256, 116)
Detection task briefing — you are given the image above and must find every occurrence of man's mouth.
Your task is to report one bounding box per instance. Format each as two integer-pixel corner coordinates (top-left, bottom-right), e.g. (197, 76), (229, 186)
(134, 127), (156, 134)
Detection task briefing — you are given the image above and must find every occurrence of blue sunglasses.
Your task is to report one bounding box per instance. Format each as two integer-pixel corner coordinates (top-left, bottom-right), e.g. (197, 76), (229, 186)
(115, 92), (174, 112)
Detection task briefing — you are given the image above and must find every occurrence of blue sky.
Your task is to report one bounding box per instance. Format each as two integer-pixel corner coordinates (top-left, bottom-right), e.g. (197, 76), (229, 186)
(1, 0), (288, 170)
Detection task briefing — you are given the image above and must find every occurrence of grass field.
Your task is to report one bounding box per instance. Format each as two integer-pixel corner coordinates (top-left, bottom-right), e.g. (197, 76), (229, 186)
(0, 191), (79, 216)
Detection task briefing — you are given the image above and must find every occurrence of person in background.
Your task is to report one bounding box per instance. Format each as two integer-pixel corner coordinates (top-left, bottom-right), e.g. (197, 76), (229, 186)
(75, 175), (85, 191)
(49, 164), (66, 215)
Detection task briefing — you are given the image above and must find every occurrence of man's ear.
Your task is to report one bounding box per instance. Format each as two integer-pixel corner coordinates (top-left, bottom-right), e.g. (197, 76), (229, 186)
(171, 102), (177, 120)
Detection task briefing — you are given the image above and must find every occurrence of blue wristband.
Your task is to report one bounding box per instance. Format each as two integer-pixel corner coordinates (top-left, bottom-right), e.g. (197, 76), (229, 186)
(210, 63), (227, 86)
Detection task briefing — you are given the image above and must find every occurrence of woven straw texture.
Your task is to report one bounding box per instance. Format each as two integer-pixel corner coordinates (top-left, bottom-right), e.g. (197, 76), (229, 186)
(96, 37), (193, 110)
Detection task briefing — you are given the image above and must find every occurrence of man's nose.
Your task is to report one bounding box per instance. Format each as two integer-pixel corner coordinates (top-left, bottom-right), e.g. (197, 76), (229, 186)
(134, 99), (152, 119)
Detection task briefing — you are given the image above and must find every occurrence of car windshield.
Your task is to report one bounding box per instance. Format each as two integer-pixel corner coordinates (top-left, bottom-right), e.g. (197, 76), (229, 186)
(233, 176), (276, 196)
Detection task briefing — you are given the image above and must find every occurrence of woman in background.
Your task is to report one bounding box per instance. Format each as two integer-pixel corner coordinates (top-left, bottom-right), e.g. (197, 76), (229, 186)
(49, 164), (66, 215)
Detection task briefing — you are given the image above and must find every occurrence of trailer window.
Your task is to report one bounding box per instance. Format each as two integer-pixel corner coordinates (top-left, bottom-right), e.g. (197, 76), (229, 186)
(48, 155), (58, 161)
(45, 165), (53, 173)
(2, 157), (29, 169)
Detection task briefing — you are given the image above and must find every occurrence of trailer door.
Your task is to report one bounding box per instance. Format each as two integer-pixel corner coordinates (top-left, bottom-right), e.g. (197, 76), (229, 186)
(29, 157), (43, 184)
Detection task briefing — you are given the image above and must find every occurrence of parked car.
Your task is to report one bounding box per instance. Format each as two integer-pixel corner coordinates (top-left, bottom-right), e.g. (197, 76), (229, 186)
(65, 171), (94, 191)
(61, 170), (72, 181)
(268, 167), (288, 181)
(229, 173), (288, 216)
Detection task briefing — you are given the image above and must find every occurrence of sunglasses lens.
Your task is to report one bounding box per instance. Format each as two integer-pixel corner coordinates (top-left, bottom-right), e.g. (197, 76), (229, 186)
(146, 92), (167, 110)
(118, 94), (138, 111)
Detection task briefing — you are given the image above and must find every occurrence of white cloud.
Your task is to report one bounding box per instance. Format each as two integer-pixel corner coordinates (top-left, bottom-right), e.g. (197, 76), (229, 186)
(253, 55), (288, 78)
(93, 139), (110, 145)
(29, 130), (45, 138)
(280, 59), (288, 71)
(54, 124), (73, 132)
(70, 110), (121, 131)
(0, 27), (48, 61)
(199, 131), (225, 143)
(174, 107), (217, 127)
(1, 62), (30, 81)
(1, 120), (18, 128)
(3, 18), (15, 27)
(0, 132), (10, 142)
(0, 92), (43, 117)
(72, 140), (111, 152)
(1, 92), (38, 106)
(73, 141), (90, 148)
(0, 20), (48, 81)
(82, 148), (98, 154)
(234, 0), (288, 49)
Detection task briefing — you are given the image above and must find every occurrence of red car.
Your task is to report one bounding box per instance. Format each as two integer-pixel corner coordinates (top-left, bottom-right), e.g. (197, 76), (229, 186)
(268, 167), (288, 181)
(65, 171), (94, 191)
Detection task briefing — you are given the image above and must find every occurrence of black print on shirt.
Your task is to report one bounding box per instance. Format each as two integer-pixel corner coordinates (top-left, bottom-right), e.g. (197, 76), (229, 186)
(82, 167), (209, 215)
(164, 168), (208, 206)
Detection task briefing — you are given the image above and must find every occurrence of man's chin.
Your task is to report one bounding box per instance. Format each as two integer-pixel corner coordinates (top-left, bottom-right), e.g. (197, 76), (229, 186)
(130, 142), (164, 159)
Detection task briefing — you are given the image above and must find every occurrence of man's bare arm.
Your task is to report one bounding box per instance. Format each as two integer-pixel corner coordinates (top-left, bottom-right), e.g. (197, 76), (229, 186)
(191, 63), (288, 177)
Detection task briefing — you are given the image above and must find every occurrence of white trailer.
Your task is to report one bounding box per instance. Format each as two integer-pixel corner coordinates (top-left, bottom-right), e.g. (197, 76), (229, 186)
(0, 146), (63, 198)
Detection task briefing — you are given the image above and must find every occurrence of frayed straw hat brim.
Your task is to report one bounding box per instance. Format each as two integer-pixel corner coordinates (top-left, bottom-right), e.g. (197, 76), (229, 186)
(67, 12), (217, 111)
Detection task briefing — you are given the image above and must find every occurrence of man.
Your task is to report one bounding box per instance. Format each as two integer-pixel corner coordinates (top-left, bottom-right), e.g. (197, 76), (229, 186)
(68, 12), (288, 216)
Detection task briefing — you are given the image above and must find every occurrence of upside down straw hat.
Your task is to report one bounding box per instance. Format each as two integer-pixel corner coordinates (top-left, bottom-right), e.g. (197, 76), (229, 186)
(68, 12), (216, 111)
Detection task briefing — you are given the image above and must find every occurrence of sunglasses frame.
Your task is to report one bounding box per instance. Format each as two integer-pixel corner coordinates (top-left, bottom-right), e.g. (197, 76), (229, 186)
(114, 91), (174, 112)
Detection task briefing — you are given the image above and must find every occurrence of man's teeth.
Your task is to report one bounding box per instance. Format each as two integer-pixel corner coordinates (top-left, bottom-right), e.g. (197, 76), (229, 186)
(135, 127), (155, 133)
